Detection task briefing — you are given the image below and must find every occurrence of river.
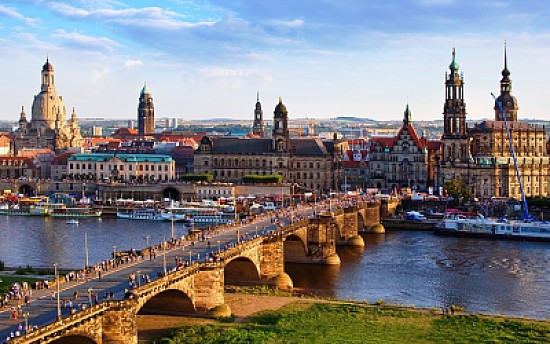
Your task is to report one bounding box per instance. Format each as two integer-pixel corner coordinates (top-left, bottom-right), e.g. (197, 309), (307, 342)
(1, 216), (549, 319)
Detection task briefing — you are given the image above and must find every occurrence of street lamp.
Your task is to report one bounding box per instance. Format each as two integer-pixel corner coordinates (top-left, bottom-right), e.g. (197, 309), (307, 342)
(136, 270), (141, 287)
(54, 263), (61, 321)
(84, 228), (89, 269)
(162, 237), (167, 275)
(217, 240), (221, 254)
(23, 312), (29, 333)
(145, 234), (150, 247)
(171, 214), (175, 240)
(87, 288), (93, 307)
(112, 245), (117, 261)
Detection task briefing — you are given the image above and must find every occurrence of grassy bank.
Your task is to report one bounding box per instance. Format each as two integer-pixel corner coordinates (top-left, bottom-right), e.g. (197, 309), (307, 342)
(156, 302), (550, 343)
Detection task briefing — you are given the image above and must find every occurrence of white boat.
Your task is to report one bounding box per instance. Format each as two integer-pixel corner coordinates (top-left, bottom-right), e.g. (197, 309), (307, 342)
(435, 214), (550, 241)
(66, 219), (79, 225)
(164, 206), (235, 225)
(161, 212), (188, 222)
(50, 207), (102, 218)
(117, 208), (165, 221)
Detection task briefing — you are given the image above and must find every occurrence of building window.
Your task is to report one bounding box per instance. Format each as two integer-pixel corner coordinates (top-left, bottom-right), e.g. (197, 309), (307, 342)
(129, 165), (133, 171)
(70, 163), (73, 169)
(120, 165), (124, 171)
(145, 165), (149, 171)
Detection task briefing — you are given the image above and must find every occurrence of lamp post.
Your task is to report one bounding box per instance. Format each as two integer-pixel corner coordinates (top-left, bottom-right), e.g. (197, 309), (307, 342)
(112, 245), (117, 261)
(54, 263), (61, 321)
(84, 229), (89, 269)
(23, 312), (29, 333)
(162, 237), (167, 275)
(171, 214), (175, 240)
(87, 288), (93, 306)
(145, 234), (150, 247)
(237, 227), (240, 245)
(217, 240), (221, 254)
(136, 270), (141, 287)
(188, 250), (192, 265)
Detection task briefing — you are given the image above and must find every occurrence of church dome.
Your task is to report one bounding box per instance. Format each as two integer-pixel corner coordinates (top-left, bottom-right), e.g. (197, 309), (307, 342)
(274, 97), (287, 113)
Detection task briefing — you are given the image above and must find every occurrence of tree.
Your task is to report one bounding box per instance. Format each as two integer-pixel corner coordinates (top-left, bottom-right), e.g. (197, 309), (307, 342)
(444, 179), (472, 204)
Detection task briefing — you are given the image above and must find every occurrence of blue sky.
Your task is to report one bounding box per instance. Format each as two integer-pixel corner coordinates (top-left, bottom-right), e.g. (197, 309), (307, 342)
(1, 0), (550, 122)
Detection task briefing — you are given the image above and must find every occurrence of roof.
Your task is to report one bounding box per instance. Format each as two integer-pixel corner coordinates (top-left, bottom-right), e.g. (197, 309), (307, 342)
(209, 138), (274, 154)
(471, 120), (543, 132)
(113, 128), (139, 137)
(51, 152), (76, 165)
(69, 153), (173, 163)
(369, 124), (426, 151)
(290, 138), (329, 156)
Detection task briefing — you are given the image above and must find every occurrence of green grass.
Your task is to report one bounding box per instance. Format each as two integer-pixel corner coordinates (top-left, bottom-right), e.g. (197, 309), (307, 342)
(0, 275), (41, 293)
(156, 302), (550, 344)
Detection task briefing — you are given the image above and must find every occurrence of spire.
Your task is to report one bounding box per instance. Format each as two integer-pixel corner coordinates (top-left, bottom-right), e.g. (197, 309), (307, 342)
(71, 107), (77, 122)
(502, 41), (510, 79)
(403, 103), (412, 126)
(449, 47), (459, 72)
(19, 106), (27, 122)
(278, 96), (282, 104)
(140, 82), (150, 95)
(257, 91), (260, 102)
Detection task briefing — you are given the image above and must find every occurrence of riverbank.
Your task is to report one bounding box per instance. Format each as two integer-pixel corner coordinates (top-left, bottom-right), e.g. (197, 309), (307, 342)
(142, 290), (550, 343)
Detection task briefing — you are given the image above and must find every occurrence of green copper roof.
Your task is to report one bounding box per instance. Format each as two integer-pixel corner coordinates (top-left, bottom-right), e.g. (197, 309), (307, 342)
(68, 153), (172, 163)
(140, 82), (150, 95)
(449, 48), (459, 71)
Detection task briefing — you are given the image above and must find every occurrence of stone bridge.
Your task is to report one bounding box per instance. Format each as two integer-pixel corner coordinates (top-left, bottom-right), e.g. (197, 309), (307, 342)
(12, 201), (381, 344)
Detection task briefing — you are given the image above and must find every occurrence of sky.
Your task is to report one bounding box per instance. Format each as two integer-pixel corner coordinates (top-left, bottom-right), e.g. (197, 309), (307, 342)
(1, 0), (550, 122)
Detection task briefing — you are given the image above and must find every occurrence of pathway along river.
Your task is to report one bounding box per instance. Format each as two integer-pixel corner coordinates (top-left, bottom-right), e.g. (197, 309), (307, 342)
(0, 216), (549, 319)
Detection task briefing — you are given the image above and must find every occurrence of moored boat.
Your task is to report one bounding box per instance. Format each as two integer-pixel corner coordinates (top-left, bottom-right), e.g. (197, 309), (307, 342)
(117, 208), (165, 221)
(435, 214), (550, 241)
(50, 207), (102, 218)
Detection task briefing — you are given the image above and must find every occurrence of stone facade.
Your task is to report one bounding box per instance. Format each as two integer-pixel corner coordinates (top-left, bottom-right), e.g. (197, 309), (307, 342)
(15, 59), (83, 153)
(195, 98), (344, 192)
(368, 105), (440, 193)
(439, 47), (549, 198)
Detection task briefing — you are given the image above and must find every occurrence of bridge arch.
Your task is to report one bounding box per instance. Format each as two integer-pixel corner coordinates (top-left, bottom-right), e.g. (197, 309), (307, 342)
(224, 257), (261, 285)
(162, 187), (180, 201)
(50, 335), (97, 344)
(18, 184), (34, 197)
(283, 234), (308, 261)
(138, 289), (195, 316)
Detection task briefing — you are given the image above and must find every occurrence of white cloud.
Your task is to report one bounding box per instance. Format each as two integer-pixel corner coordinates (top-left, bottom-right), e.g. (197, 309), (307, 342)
(91, 67), (111, 81)
(124, 59), (143, 67)
(269, 19), (304, 27)
(193, 67), (272, 89)
(0, 4), (40, 26)
(52, 30), (121, 52)
(48, 3), (217, 29)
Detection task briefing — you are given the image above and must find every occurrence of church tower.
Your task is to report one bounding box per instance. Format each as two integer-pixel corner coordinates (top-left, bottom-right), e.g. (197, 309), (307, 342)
(403, 103), (412, 126)
(494, 43), (518, 122)
(252, 92), (265, 137)
(272, 97), (289, 152)
(441, 49), (471, 165)
(138, 83), (155, 136)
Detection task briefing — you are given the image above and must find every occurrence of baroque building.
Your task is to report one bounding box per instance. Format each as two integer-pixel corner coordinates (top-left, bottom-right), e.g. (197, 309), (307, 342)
(440, 46), (549, 198)
(15, 58), (83, 153)
(138, 83), (155, 136)
(194, 98), (344, 191)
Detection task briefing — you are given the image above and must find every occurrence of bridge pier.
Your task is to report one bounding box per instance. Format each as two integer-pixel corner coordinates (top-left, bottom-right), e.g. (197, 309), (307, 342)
(305, 214), (341, 265)
(194, 267), (230, 316)
(102, 303), (137, 344)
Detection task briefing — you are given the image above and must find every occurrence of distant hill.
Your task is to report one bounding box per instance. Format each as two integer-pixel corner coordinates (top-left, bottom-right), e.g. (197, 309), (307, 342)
(333, 117), (378, 123)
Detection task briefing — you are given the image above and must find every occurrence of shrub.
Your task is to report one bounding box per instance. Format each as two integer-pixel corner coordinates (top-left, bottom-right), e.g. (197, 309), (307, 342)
(242, 174), (283, 184)
(180, 173), (214, 182)
(0, 260), (4, 271)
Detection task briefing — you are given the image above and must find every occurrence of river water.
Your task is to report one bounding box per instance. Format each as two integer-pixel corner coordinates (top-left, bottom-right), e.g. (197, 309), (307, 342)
(1, 216), (549, 319)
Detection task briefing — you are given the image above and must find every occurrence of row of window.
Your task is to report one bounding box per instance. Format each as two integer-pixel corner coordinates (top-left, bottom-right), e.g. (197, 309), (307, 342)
(69, 163), (170, 172)
(205, 158), (326, 170)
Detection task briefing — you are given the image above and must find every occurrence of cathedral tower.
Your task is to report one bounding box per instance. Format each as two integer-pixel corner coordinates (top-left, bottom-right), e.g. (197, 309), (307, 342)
(494, 43), (518, 122)
(252, 92), (265, 137)
(273, 97), (289, 152)
(443, 48), (467, 138)
(138, 83), (155, 136)
(441, 49), (471, 165)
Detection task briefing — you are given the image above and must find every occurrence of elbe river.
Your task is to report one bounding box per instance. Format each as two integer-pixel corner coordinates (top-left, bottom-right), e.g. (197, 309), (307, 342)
(0, 216), (549, 319)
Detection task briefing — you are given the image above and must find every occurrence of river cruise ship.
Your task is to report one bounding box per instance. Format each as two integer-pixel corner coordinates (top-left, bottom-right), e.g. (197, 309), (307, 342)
(435, 214), (550, 241)
(117, 208), (165, 221)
